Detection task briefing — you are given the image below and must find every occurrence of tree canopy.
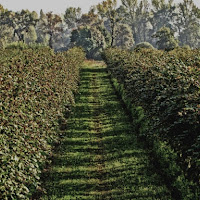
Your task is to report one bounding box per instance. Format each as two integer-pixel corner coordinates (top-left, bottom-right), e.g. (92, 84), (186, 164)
(0, 0), (199, 53)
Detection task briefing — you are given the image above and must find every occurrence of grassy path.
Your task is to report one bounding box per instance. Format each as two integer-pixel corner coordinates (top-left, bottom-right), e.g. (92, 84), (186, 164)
(40, 61), (172, 199)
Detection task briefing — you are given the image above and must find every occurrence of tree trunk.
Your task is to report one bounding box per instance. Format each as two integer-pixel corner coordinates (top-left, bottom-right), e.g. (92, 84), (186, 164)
(111, 22), (116, 47)
(49, 32), (53, 49)
(14, 28), (26, 43)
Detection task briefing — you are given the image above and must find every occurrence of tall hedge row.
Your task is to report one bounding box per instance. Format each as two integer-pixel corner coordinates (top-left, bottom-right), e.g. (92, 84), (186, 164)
(0, 47), (85, 199)
(102, 48), (200, 185)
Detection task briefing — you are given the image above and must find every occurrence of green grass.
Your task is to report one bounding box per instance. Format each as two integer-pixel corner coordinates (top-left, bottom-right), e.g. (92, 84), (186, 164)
(39, 61), (172, 200)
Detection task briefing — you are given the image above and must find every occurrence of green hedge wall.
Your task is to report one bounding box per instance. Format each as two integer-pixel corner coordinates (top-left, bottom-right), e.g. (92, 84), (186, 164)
(0, 47), (85, 199)
(102, 47), (200, 194)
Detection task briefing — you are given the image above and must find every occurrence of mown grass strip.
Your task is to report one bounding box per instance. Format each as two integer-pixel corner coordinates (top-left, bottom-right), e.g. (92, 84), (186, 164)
(39, 61), (172, 200)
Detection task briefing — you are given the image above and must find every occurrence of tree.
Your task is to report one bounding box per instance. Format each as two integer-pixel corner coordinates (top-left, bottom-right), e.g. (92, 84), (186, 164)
(51, 24), (71, 51)
(135, 0), (152, 43)
(78, 7), (100, 27)
(36, 10), (49, 45)
(153, 26), (179, 50)
(151, 0), (177, 33)
(115, 23), (134, 49)
(96, 0), (119, 46)
(121, 0), (138, 18)
(121, 0), (153, 44)
(71, 26), (106, 59)
(0, 9), (38, 43)
(121, 0), (138, 42)
(64, 7), (81, 29)
(0, 4), (6, 13)
(176, 0), (200, 47)
(97, 25), (112, 46)
(0, 24), (14, 48)
(13, 10), (38, 42)
(37, 11), (63, 48)
(24, 25), (37, 44)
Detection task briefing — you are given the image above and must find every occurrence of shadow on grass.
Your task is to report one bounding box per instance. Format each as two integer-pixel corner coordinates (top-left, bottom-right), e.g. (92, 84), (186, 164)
(40, 64), (172, 200)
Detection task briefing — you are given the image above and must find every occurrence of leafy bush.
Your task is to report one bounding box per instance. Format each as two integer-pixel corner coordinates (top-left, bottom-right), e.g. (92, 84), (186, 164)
(5, 42), (46, 50)
(103, 47), (200, 196)
(153, 27), (179, 51)
(71, 26), (106, 60)
(5, 41), (29, 50)
(134, 42), (155, 50)
(0, 47), (85, 199)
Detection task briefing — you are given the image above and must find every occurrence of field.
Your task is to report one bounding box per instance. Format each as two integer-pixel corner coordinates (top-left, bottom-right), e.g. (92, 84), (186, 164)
(0, 47), (200, 199)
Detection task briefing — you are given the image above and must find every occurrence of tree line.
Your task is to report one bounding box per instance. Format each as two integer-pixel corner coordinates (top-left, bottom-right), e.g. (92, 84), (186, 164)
(0, 0), (200, 57)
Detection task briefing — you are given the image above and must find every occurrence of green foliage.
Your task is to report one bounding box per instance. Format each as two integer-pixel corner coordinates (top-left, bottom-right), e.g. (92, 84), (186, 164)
(0, 24), (14, 49)
(0, 47), (85, 199)
(153, 26), (179, 51)
(64, 7), (81, 29)
(110, 75), (198, 200)
(97, 25), (112, 46)
(115, 23), (134, 49)
(134, 42), (155, 50)
(177, 0), (200, 48)
(71, 26), (106, 59)
(96, 0), (117, 18)
(103, 47), (200, 198)
(0, 9), (38, 43)
(5, 41), (30, 49)
(5, 42), (46, 50)
(96, 0), (119, 47)
(24, 25), (37, 44)
(37, 12), (63, 48)
(41, 61), (172, 199)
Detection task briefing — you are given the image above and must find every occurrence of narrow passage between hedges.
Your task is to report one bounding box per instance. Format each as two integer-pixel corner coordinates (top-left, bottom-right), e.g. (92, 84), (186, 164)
(40, 61), (173, 200)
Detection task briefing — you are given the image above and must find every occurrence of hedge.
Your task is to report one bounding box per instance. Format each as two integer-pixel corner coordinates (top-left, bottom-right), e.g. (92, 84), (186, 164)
(0, 47), (85, 199)
(102, 47), (200, 198)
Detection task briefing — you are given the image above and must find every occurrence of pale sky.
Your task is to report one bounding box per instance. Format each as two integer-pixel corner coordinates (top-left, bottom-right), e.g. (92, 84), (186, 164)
(0, 0), (199, 14)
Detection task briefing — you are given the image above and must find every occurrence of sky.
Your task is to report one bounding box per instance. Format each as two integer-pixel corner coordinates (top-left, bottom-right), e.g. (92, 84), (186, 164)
(0, 0), (199, 14)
